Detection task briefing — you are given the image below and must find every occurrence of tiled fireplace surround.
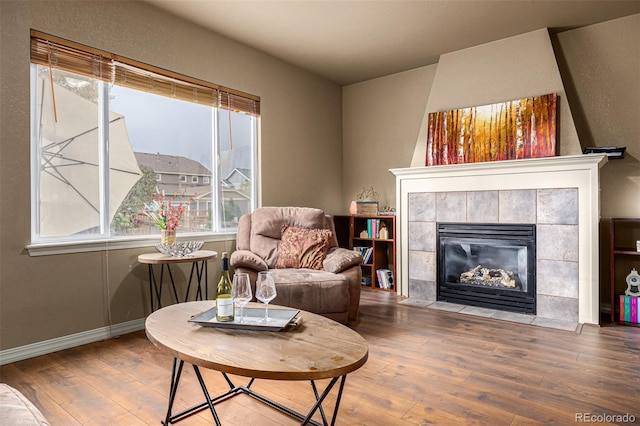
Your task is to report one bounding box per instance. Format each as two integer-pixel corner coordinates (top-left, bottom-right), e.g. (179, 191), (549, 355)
(407, 188), (578, 322)
(391, 154), (608, 326)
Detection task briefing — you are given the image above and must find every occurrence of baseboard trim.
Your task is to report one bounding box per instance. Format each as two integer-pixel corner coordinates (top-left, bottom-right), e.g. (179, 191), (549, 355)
(0, 318), (146, 366)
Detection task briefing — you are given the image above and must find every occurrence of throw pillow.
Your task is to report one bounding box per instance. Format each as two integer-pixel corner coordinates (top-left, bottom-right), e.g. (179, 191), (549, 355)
(323, 247), (363, 273)
(276, 224), (333, 270)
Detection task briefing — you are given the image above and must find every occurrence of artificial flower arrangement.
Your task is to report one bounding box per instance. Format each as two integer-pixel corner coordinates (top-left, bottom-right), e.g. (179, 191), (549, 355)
(145, 191), (189, 232)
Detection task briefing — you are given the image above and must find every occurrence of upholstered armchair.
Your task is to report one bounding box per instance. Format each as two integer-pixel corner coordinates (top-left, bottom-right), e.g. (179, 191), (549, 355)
(230, 207), (363, 324)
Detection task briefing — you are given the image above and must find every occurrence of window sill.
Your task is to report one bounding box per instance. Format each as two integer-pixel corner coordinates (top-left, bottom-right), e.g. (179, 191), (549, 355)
(26, 232), (237, 257)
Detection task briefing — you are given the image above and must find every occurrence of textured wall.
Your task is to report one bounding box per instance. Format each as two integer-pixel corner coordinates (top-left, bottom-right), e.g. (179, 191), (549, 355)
(554, 14), (640, 219)
(342, 66), (435, 211)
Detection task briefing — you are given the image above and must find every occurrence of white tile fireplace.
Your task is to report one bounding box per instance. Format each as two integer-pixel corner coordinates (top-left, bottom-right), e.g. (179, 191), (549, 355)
(390, 154), (608, 325)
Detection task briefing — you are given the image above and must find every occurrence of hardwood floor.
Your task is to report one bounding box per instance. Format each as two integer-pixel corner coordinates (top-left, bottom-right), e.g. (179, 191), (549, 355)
(2, 290), (639, 425)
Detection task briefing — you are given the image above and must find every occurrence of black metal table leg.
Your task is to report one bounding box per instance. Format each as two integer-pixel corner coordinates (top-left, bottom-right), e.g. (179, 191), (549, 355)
(310, 380), (329, 425)
(330, 375), (347, 426)
(184, 262), (197, 302)
(301, 376), (344, 426)
(193, 365), (222, 426)
(165, 264), (179, 304)
(195, 261), (206, 301)
(148, 264), (155, 313)
(204, 260), (209, 299)
(163, 358), (184, 425)
(148, 264), (164, 312)
(185, 260), (207, 302)
(149, 264), (179, 312)
(163, 366), (240, 424)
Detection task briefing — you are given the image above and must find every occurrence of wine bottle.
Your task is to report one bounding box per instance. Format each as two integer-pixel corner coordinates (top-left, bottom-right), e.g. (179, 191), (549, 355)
(216, 252), (234, 322)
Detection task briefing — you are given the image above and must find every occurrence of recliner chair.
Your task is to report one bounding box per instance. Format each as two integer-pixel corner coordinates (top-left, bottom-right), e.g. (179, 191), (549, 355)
(230, 207), (362, 324)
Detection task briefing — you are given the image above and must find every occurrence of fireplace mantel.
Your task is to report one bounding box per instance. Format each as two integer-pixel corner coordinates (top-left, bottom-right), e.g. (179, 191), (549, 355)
(390, 154), (608, 325)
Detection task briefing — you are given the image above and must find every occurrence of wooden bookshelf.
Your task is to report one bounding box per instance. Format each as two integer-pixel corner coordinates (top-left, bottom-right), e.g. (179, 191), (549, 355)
(609, 218), (640, 326)
(333, 215), (396, 292)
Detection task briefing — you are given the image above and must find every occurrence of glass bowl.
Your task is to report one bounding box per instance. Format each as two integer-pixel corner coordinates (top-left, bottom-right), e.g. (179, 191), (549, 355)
(155, 240), (204, 257)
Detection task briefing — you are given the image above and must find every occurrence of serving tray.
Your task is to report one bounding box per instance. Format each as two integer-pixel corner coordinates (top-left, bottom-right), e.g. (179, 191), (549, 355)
(189, 306), (301, 332)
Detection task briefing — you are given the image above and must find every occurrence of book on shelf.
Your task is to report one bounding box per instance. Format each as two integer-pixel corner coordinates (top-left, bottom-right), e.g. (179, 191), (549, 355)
(365, 248), (373, 263)
(620, 295), (639, 323)
(365, 218), (383, 238)
(376, 268), (394, 290)
(353, 246), (373, 264)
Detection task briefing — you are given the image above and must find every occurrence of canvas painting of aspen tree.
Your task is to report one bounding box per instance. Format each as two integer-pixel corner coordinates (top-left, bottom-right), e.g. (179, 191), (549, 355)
(425, 93), (557, 166)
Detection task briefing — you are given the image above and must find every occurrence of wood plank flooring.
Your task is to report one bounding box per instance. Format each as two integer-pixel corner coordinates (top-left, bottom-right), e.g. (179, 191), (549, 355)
(1, 290), (639, 425)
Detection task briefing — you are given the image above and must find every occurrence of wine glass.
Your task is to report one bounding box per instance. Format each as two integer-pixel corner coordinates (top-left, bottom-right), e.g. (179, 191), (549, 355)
(232, 273), (252, 323)
(255, 271), (277, 323)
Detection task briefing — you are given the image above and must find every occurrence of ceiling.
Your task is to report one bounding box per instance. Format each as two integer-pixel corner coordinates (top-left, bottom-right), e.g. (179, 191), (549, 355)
(144, 0), (640, 85)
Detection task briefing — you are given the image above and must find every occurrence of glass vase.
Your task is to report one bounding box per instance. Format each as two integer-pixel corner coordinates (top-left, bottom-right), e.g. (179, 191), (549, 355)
(161, 229), (176, 245)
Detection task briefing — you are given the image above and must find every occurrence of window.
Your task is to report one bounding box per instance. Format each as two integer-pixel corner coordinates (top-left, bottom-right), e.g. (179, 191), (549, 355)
(30, 31), (259, 243)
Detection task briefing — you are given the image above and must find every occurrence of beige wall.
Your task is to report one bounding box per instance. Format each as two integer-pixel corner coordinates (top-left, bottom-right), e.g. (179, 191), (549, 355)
(554, 14), (640, 219)
(0, 1), (342, 350)
(342, 65), (435, 211)
(553, 14), (640, 306)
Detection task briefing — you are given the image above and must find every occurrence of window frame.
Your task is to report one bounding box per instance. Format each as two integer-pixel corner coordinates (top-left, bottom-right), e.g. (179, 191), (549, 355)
(28, 30), (260, 255)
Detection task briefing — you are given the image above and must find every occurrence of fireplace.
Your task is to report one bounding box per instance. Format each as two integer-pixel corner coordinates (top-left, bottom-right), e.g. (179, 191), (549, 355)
(437, 223), (536, 314)
(391, 155), (607, 325)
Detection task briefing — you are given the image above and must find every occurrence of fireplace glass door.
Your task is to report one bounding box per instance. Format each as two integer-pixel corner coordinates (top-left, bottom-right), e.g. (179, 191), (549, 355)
(437, 223), (536, 314)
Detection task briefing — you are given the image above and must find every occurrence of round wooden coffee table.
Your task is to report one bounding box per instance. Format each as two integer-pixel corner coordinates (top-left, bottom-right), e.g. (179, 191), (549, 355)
(146, 300), (368, 426)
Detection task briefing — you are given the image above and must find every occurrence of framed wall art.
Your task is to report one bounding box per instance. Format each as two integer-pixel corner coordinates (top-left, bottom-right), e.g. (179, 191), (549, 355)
(425, 93), (557, 166)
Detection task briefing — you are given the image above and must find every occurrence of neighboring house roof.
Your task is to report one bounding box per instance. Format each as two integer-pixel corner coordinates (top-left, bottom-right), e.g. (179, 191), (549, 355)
(135, 152), (211, 176)
(222, 167), (251, 187)
(225, 167), (250, 182)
